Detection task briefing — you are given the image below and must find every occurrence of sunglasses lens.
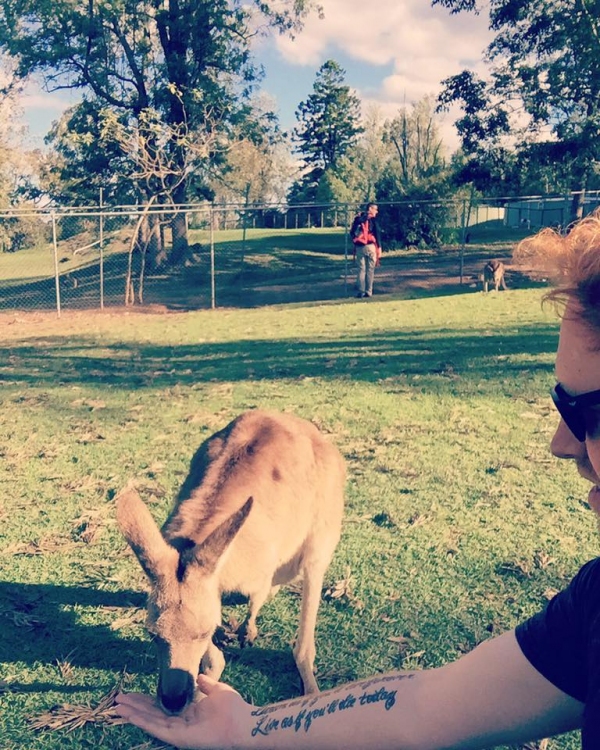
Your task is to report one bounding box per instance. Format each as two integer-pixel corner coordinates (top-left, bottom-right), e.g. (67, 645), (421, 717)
(561, 409), (586, 442)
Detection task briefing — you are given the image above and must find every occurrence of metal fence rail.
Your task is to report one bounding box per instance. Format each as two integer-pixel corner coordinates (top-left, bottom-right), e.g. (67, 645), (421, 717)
(1, 193), (599, 315)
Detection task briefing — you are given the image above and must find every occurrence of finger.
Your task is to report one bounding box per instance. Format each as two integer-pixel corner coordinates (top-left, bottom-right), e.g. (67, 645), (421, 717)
(114, 698), (185, 733)
(114, 700), (166, 724)
(196, 674), (218, 693)
(115, 692), (157, 710)
(115, 705), (183, 745)
(196, 674), (239, 697)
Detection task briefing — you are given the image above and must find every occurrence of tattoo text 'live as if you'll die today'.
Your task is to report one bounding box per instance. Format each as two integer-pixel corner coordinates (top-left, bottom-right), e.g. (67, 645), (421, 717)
(250, 676), (412, 738)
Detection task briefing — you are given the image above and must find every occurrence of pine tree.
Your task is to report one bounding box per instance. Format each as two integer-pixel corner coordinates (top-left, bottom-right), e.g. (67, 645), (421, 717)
(292, 60), (363, 199)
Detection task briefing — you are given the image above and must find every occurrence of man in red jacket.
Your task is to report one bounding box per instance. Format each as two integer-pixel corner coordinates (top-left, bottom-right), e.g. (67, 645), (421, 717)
(350, 203), (382, 298)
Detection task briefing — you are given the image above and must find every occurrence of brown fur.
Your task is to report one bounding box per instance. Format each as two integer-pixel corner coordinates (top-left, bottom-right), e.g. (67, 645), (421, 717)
(116, 409), (346, 714)
(481, 259), (507, 292)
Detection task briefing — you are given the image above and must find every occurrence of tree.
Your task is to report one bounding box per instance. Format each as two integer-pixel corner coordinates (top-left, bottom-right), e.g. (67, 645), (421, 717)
(383, 96), (446, 190)
(292, 59), (363, 201)
(0, 60), (47, 252)
(314, 106), (389, 207)
(376, 98), (451, 248)
(434, 0), (600, 218)
(0, 0), (320, 263)
(349, 106), (390, 202)
(41, 100), (137, 208)
(210, 97), (293, 208)
(0, 61), (29, 203)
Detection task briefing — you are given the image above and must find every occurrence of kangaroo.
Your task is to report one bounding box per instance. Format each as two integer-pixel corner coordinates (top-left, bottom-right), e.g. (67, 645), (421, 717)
(116, 409), (346, 715)
(481, 259), (508, 292)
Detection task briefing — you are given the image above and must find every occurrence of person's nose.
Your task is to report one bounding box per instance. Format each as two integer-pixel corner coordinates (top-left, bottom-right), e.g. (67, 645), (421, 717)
(551, 418), (587, 460)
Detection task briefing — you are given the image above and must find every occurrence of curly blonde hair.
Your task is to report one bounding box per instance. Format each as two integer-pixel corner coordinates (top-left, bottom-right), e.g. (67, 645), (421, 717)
(514, 210), (600, 332)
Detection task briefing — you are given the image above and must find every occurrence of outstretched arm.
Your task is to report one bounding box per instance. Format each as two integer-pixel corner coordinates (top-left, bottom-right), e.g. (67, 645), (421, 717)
(115, 630), (583, 750)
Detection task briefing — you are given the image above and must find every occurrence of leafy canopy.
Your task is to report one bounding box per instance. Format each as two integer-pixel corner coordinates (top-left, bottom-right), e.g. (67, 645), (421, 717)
(434, 0), (600, 197)
(0, 0), (320, 202)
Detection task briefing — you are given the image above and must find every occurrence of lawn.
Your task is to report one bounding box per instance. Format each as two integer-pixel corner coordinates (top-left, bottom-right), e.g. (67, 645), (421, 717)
(0, 287), (594, 749)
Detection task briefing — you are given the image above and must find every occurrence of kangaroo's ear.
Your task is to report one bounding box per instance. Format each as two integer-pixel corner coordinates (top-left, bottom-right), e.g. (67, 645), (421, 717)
(115, 487), (178, 581)
(188, 496), (253, 574)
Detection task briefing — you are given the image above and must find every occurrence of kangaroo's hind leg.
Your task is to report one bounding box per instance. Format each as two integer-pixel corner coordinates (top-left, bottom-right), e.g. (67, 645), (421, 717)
(293, 551), (334, 694)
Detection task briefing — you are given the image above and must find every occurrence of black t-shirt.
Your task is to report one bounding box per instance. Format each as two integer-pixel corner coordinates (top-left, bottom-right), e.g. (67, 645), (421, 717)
(515, 557), (600, 747)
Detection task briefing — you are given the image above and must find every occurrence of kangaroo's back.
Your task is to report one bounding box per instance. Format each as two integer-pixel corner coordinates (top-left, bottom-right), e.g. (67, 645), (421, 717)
(162, 410), (345, 593)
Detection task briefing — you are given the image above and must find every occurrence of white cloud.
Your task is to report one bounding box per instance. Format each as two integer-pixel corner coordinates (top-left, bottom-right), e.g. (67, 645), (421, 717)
(277, 0), (492, 73)
(21, 78), (79, 113)
(19, 78), (81, 147)
(274, 0), (494, 150)
(21, 91), (75, 112)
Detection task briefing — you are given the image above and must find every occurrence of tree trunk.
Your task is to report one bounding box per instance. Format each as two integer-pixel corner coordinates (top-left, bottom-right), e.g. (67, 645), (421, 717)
(169, 183), (189, 265)
(170, 212), (188, 264)
(142, 213), (164, 270)
(570, 189), (586, 224)
(569, 162), (589, 225)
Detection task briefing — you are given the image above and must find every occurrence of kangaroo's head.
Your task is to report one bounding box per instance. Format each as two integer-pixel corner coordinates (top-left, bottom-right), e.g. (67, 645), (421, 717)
(116, 488), (252, 714)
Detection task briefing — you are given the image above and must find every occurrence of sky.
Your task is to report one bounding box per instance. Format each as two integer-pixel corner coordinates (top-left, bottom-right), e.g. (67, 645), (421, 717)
(21, 0), (493, 154)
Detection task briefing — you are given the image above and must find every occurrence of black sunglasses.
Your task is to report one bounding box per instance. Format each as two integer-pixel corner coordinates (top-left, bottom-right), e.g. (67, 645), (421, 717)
(551, 383), (600, 442)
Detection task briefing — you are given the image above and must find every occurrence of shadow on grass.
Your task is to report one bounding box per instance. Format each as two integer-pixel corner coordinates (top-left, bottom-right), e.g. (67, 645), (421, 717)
(0, 580), (309, 695)
(0, 323), (558, 392)
(223, 645), (303, 692)
(0, 581), (148, 684)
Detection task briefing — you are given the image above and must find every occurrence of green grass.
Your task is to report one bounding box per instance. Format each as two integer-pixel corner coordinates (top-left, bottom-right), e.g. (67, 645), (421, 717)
(0, 288), (593, 749)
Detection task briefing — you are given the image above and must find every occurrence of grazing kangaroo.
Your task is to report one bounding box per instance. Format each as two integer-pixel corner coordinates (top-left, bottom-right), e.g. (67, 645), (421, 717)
(481, 259), (508, 292)
(116, 409), (346, 715)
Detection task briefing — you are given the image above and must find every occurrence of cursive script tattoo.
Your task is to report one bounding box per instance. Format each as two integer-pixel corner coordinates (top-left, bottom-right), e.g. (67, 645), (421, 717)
(250, 678), (409, 738)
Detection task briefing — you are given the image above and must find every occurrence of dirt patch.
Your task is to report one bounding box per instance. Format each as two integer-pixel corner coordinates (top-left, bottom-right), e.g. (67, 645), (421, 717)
(238, 251), (545, 308)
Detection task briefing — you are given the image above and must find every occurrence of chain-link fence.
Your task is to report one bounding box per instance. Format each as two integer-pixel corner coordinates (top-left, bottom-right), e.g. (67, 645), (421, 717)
(1, 193), (599, 315)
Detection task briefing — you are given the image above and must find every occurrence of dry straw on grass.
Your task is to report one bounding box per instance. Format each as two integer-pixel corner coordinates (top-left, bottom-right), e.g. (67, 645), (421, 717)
(28, 684), (173, 749)
(4, 535), (78, 556)
(28, 685), (124, 732)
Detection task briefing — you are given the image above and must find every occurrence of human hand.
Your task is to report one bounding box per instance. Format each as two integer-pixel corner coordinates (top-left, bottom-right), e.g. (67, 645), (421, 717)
(114, 674), (249, 749)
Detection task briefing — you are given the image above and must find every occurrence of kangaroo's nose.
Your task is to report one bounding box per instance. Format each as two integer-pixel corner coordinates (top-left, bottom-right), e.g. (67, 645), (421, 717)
(160, 688), (188, 714)
(158, 668), (194, 714)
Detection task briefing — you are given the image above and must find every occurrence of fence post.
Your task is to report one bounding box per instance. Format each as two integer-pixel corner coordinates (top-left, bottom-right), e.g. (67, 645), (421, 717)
(52, 211), (61, 318)
(344, 205), (349, 295)
(99, 188), (105, 310)
(240, 188), (249, 300)
(210, 206), (216, 310)
(459, 198), (467, 285)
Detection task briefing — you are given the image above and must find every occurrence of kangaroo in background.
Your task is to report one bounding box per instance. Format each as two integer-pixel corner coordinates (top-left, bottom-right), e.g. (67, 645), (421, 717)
(481, 259), (508, 292)
(116, 409), (346, 715)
